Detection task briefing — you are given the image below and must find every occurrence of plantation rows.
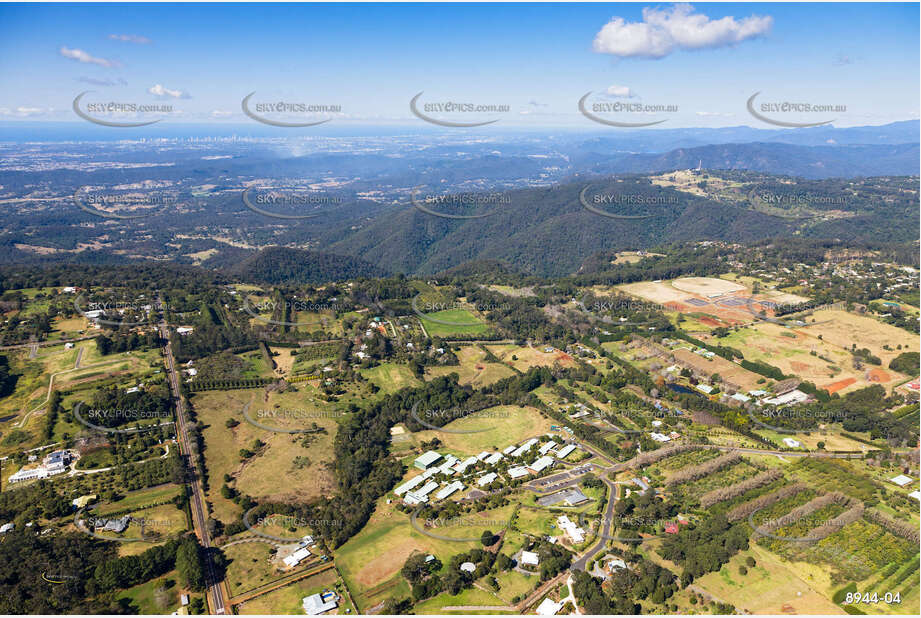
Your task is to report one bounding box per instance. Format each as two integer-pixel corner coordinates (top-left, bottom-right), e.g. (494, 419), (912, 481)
(792, 458), (881, 504)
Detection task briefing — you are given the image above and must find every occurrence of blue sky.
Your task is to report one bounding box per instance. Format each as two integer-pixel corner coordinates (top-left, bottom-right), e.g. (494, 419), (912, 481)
(0, 2), (917, 128)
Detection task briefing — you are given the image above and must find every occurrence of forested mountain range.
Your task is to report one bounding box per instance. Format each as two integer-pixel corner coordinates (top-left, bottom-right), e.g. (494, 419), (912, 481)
(327, 173), (919, 276)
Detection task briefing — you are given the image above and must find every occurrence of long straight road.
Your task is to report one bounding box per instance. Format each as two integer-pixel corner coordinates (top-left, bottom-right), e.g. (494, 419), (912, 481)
(158, 309), (227, 614)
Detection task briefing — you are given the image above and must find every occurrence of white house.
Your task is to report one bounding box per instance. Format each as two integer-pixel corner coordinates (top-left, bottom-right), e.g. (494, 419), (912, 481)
(890, 474), (914, 487)
(520, 550), (540, 566)
(302, 592), (337, 615)
(782, 437), (802, 448)
(608, 558), (627, 571)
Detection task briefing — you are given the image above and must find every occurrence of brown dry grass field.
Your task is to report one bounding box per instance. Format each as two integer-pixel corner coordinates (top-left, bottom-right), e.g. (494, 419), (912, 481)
(803, 309), (919, 370)
(425, 345), (516, 387)
(610, 251), (665, 265)
(411, 404), (554, 455)
(692, 545), (845, 615)
(618, 277), (810, 327)
(335, 497), (516, 610)
(194, 388), (341, 525)
(268, 347), (297, 375)
(236, 568), (339, 615)
(670, 277), (746, 296)
(717, 311), (915, 394)
(671, 348), (764, 391)
(485, 344), (577, 372)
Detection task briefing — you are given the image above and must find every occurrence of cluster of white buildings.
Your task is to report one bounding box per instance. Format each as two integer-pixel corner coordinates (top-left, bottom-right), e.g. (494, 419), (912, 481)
(395, 436), (579, 505)
(282, 535), (316, 568)
(7, 450), (72, 484)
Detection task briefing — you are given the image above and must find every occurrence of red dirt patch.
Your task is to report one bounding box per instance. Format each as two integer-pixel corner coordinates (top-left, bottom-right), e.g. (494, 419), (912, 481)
(697, 316), (722, 327)
(867, 368), (891, 383)
(665, 302), (689, 311)
(824, 377), (857, 393)
(555, 352), (573, 362)
(790, 361), (811, 372)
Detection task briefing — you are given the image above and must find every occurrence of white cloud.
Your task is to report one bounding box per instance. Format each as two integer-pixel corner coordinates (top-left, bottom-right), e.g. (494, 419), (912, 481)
(695, 111), (734, 117)
(77, 76), (127, 87)
(148, 84), (190, 99)
(59, 46), (120, 68)
(109, 34), (152, 44)
(605, 84), (636, 98)
(0, 106), (46, 117)
(593, 4), (772, 59)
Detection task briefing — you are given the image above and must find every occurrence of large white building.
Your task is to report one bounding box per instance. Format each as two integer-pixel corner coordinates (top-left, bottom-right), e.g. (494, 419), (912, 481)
(478, 472), (498, 487)
(454, 456), (479, 474)
(511, 438), (539, 458)
(404, 481), (440, 505)
(414, 450), (443, 470)
(556, 444), (576, 459)
(283, 547), (311, 568)
(529, 456), (555, 473)
(394, 474), (426, 496)
(508, 466), (530, 479)
(557, 515), (585, 544)
(484, 452), (503, 466)
(435, 481), (465, 500)
(763, 389), (810, 406)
